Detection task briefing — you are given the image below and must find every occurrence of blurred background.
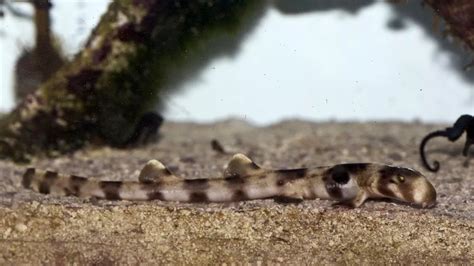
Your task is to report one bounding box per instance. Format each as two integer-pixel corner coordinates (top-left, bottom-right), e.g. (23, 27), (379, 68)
(1, 0), (473, 125)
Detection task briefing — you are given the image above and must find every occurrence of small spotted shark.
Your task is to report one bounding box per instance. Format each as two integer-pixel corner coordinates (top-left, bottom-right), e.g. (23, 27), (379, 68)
(22, 153), (437, 208)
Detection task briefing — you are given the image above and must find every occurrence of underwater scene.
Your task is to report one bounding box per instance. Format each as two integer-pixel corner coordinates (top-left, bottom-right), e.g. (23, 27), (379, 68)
(0, 0), (472, 264)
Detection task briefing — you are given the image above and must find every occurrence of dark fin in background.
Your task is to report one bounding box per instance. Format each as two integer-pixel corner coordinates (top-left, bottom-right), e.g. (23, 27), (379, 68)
(123, 112), (163, 147)
(22, 168), (36, 188)
(211, 139), (227, 154)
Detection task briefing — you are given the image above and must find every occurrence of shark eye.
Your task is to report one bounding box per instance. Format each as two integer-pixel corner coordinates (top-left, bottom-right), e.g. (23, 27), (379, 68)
(389, 175), (405, 184)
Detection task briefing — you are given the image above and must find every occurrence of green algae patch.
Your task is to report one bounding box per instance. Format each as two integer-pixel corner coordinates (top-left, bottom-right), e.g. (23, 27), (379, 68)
(0, 0), (265, 161)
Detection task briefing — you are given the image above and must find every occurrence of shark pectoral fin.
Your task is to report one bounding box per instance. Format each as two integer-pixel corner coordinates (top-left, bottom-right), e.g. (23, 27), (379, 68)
(138, 160), (178, 183)
(344, 191), (368, 208)
(332, 191), (368, 208)
(275, 185), (304, 204)
(224, 153), (264, 177)
(274, 196), (304, 204)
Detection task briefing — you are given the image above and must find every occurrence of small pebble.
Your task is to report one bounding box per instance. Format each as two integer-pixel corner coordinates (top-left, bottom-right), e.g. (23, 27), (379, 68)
(31, 201), (40, 209)
(4, 228), (12, 237)
(15, 223), (27, 232)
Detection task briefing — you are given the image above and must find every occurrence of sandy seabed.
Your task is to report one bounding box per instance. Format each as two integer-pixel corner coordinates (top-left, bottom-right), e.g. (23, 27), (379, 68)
(0, 120), (472, 264)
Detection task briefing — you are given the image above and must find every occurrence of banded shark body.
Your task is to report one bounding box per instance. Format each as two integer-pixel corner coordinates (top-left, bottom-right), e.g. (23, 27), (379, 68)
(22, 153), (437, 208)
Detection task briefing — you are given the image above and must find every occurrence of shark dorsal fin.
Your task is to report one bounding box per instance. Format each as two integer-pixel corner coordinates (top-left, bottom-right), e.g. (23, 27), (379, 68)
(224, 153), (263, 177)
(139, 160), (177, 183)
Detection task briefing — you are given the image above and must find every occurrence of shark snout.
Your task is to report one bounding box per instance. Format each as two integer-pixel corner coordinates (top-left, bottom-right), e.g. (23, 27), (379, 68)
(413, 179), (437, 208)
